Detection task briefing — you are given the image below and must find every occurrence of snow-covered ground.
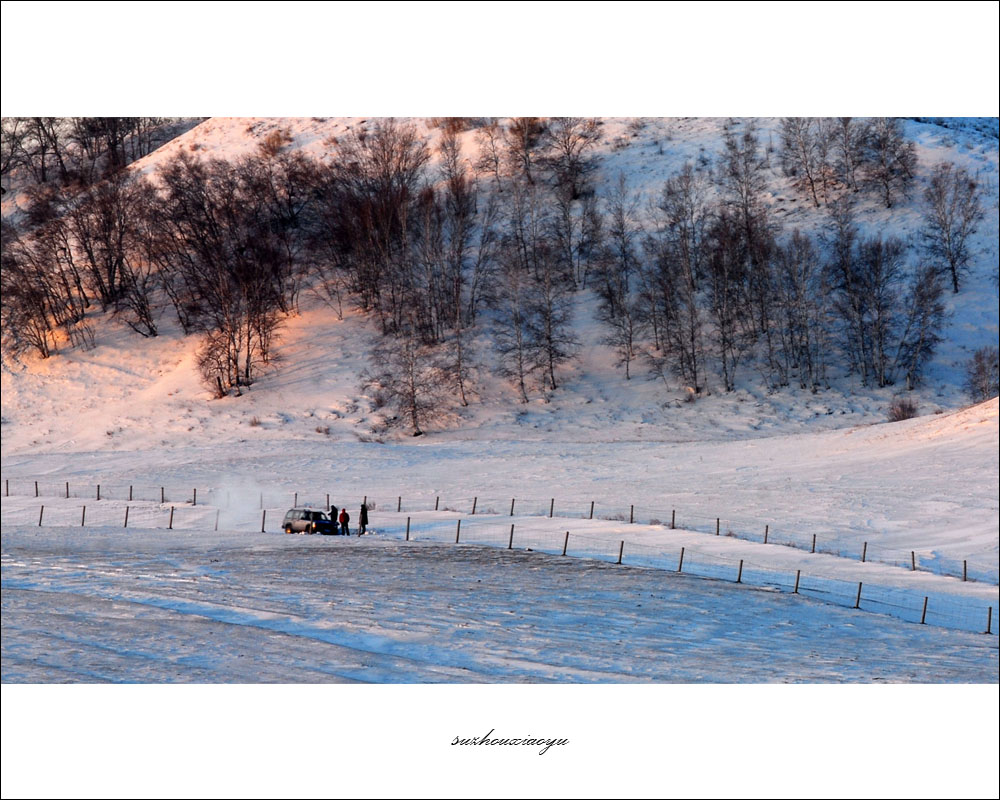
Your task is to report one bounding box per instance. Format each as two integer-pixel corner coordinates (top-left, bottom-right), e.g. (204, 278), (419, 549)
(2, 117), (997, 688)
(2, 527), (996, 683)
(3, 399), (998, 682)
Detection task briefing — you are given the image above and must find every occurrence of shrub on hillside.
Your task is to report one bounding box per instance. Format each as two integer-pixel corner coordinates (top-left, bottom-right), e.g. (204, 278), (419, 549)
(963, 346), (1000, 403)
(887, 397), (919, 422)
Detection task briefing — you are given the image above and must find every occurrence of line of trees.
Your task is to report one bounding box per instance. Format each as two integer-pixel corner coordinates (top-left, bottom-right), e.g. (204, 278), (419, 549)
(601, 122), (952, 395)
(1, 117), (186, 189)
(778, 116), (917, 209)
(1, 117), (989, 434)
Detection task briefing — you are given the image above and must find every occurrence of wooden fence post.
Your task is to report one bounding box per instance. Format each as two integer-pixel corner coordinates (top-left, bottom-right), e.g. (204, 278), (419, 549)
(716, 517), (720, 535)
(455, 519), (461, 543)
(509, 498), (515, 516)
(508, 524), (514, 550)
(38, 506), (44, 526)
(794, 570), (801, 594)
(811, 534), (816, 554)
(81, 506), (86, 526)
(326, 493), (330, 511)
(671, 509), (675, 530)
(65, 481), (69, 499)
(294, 492), (298, 507)
(737, 560), (744, 583)
(549, 498), (554, 518)
(963, 560), (967, 582)
(261, 509), (266, 532)
(97, 484), (100, 501)
(405, 517), (410, 542)
(562, 532), (569, 556)
(214, 510), (220, 531)
(5, 478), (8, 496)
(911, 551), (916, 571)
(764, 525), (769, 544)
(854, 582), (863, 609)
(861, 542), (867, 563)
(161, 487), (165, 504)
(630, 505), (634, 524)
(129, 485), (133, 502)
(921, 597), (928, 624)
(124, 507), (129, 528)
(397, 496), (401, 513)
(589, 501), (594, 520)
(617, 541), (624, 564)
(35, 481), (39, 497)
(677, 547), (685, 573)
(987, 607), (993, 635)
(193, 488), (197, 506)
(169, 507), (175, 529)
(471, 497), (477, 515)
(436, 496), (440, 511)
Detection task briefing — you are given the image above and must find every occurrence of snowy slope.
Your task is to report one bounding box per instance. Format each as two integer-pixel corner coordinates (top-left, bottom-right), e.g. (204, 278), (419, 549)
(2, 116), (997, 453)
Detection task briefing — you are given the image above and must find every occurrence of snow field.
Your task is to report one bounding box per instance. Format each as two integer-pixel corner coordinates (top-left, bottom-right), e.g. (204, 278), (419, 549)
(2, 490), (997, 638)
(2, 525), (997, 683)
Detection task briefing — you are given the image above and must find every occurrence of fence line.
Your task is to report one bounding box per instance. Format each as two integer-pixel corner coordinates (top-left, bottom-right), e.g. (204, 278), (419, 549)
(383, 493), (998, 584)
(2, 494), (997, 637)
(395, 516), (998, 638)
(3, 476), (997, 583)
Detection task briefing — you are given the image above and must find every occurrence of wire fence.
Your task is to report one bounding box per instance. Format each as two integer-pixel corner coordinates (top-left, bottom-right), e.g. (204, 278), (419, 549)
(2, 488), (997, 638)
(0, 477), (380, 516)
(395, 516), (999, 638)
(383, 491), (999, 585)
(3, 476), (997, 585)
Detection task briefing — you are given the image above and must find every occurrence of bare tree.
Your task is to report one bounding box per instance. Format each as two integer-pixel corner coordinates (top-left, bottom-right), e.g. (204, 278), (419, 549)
(493, 252), (536, 403)
(596, 175), (645, 380)
(474, 118), (505, 191)
(152, 151), (291, 392)
(528, 249), (578, 391)
(543, 117), (601, 200)
(718, 120), (779, 385)
(921, 161), (984, 293)
(864, 118), (917, 208)
(893, 265), (946, 390)
(779, 117), (824, 207)
(364, 321), (448, 436)
(833, 117), (866, 193)
(1, 117), (29, 181)
(705, 209), (754, 392)
(645, 163), (710, 392)
(964, 346), (999, 402)
(327, 118), (431, 334)
(503, 117), (546, 185)
(773, 229), (831, 390)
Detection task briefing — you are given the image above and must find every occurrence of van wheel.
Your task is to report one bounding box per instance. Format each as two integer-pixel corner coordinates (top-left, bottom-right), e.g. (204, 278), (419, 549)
(284, 525), (293, 534)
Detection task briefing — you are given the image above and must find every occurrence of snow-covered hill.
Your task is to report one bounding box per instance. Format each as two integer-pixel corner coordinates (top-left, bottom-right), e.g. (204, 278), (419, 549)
(2, 116), (998, 452)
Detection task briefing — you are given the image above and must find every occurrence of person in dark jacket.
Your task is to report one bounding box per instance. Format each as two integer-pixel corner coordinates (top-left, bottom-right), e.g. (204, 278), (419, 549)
(358, 503), (369, 535)
(329, 504), (339, 533)
(339, 507), (350, 536)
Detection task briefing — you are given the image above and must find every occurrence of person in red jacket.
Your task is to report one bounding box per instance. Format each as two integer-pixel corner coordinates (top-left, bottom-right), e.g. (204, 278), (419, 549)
(338, 507), (350, 536)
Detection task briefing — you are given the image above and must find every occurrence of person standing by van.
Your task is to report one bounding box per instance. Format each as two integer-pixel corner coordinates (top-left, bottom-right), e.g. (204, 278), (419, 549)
(339, 507), (350, 536)
(358, 502), (369, 535)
